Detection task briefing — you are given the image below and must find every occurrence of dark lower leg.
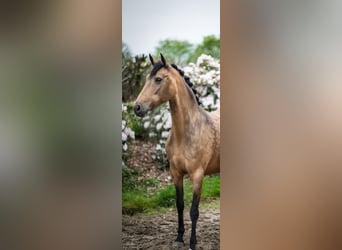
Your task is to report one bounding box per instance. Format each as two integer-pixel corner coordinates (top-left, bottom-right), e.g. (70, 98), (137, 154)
(175, 182), (184, 243)
(190, 192), (200, 250)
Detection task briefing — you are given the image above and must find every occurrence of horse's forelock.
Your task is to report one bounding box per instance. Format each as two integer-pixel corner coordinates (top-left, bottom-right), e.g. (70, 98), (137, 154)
(150, 61), (165, 76)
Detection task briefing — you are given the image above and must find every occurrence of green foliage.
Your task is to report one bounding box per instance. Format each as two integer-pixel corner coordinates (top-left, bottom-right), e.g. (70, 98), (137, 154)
(122, 54), (149, 102)
(122, 165), (161, 193)
(154, 39), (194, 65)
(189, 35), (220, 62)
(153, 36), (220, 65)
(122, 166), (141, 191)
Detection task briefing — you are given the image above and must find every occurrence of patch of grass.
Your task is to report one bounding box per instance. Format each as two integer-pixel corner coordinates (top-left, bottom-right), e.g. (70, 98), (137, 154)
(153, 185), (176, 207)
(122, 190), (155, 215)
(201, 175), (220, 198)
(122, 175), (220, 215)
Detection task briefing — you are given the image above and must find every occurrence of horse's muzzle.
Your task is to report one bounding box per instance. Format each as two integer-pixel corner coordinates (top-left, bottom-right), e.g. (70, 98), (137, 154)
(134, 103), (146, 117)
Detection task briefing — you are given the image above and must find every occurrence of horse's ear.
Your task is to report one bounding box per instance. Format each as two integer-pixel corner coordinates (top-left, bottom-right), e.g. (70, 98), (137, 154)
(160, 53), (167, 66)
(149, 54), (155, 65)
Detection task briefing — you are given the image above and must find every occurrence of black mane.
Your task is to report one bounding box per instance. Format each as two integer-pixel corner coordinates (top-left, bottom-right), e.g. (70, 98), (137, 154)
(171, 64), (202, 106)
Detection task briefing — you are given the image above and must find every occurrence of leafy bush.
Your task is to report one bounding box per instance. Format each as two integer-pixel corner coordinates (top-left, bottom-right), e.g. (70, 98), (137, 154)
(122, 53), (149, 102)
(188, 35), (220, 62)
(140, 103), (171, 165)
(184, 54), (220, 111)
(154, 39), (194, 65)
(122, 166), (141, 192)
(153, 36), (220, 65)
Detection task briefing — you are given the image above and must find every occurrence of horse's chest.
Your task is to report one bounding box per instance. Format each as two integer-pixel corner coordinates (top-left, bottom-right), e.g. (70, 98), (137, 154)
(166, 139), (212, 172)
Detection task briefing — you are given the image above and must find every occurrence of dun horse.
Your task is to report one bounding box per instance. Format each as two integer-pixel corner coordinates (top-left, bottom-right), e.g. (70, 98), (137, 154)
(134, 54), (220, 250)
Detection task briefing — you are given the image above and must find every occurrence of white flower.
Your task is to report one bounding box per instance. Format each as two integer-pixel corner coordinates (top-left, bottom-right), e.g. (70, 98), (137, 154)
(156, 144), (162, 150)
(202, 95), (214, 107)
(163, 122), (171, 130)
(143, 121), (150, 129)
(197, 54), (214, 66)
(123, 143), (128, 151)
(122, 103), (127, 112)
(122, 120), (126, 130)
(154, 114), (162, 122)
(161, 131), (169, 138)
(156, 122), (163, 131)
(122, 132), (127, 142)
(124, 127), (135, 139)
(161, 114), (167, 122)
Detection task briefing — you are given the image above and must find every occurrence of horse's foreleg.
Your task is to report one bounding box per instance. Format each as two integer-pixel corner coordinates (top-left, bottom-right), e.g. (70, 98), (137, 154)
(174, 176), (185, 245)
(189, 173), (203, 250)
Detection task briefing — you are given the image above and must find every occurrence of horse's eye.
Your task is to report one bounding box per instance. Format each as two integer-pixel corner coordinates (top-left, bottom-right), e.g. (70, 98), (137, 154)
(155, 77), (163, 83)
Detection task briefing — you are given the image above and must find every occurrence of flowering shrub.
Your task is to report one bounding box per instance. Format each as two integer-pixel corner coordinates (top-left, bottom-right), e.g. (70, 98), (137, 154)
(122, 54), (220, 167)
(141, 103), (171, 164)
(122, 103), (135, 152)
(184, 54), (220, 111)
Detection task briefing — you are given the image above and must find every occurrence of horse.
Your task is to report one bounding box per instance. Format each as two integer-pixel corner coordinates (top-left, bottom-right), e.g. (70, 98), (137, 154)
(134, 54), (220, 250)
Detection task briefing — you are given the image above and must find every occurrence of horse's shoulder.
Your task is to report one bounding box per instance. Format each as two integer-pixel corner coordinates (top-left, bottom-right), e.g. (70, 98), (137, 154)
(208, 109), (220, 120)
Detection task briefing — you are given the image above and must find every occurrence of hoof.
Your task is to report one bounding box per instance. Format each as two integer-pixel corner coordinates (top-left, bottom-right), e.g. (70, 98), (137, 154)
(172, 241), (185, 247)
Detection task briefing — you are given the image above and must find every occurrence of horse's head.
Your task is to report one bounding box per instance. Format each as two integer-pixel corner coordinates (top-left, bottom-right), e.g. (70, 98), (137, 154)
(134, 54), (178, 117)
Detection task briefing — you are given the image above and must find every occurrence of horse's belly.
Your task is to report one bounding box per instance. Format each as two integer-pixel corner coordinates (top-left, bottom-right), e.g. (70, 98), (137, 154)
(205, 154), (220, 175)
(206, 110), (220, 175)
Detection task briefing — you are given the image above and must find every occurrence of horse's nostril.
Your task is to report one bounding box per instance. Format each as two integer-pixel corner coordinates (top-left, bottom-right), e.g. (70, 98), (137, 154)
(134, 103), (146, 117)
(134, 104), (141, 113)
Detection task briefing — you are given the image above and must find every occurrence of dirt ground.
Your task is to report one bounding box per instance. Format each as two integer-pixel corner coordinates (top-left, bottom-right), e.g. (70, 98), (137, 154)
(122, 207), (220, 250)
(124, 140), (172, 188)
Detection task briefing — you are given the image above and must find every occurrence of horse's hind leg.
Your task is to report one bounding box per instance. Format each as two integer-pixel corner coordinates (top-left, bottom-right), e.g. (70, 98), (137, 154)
(189, 171), (203, 250)
(173, 175), (185, 246)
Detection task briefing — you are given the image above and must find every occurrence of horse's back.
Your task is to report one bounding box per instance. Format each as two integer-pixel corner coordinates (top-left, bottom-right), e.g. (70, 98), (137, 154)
(209, 109), (220, 133)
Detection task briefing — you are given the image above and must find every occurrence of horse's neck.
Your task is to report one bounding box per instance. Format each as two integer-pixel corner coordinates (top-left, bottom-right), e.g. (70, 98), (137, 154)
(169, 80), (202, 144)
